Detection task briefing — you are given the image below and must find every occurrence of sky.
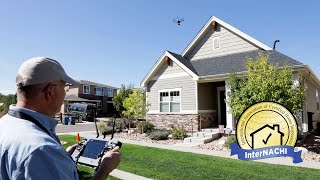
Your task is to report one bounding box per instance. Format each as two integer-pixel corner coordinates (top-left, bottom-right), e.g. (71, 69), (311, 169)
(0, 0), (320, 95)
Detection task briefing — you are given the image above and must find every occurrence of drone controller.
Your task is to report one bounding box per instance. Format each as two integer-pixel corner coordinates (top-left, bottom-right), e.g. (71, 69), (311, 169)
(71, 138), (122, 168)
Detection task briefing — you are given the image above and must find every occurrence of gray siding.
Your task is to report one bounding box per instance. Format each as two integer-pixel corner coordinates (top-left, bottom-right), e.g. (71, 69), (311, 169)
(187, 24), (259, 60)
(305, 79), (320, 124)
(147, 76), (196, 112)
(154, 61), (185, 77)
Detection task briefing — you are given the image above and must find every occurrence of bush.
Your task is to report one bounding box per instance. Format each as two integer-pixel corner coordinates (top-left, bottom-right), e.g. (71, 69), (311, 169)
(171, 127), (187, 140)
(97, 122), (114, 135)
(149, 130), (169, 140)
(105, 118), (136, 132)
(137, 121), (154, 134)
(224, 135), (237, 149)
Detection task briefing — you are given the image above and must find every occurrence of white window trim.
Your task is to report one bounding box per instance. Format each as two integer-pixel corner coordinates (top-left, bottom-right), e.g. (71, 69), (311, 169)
(105, 89), (114, 97)
(317, 89), (319, 113)
(83, 85), (90, 94)
(95, 87), (104, 96)
(212, 36), (220, 50)
(158, 88), (182, 114)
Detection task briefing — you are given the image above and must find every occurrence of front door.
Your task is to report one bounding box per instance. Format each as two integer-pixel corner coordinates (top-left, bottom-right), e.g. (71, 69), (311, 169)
(219, 91), (227, 127)
(307, 112), (314, 131)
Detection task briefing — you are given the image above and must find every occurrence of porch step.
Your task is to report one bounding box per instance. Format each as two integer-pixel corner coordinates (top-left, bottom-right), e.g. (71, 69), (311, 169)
(201, 128), (221, 133)
(184, 130), (221, 144)
(192, 132), (217, 138)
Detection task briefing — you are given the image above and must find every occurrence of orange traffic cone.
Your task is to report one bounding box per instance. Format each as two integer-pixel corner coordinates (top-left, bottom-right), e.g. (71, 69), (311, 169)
(76, 133), (80, 142)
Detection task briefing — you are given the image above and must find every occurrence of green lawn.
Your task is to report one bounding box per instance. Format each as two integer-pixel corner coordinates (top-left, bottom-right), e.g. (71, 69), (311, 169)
(60, 135), (320, 180)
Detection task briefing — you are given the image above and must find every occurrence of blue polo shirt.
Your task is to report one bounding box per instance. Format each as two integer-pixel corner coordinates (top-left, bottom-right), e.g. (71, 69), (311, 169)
(0, 106), (79, 180)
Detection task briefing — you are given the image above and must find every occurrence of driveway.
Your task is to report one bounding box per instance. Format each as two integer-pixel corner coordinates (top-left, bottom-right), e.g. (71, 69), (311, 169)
(56, 122), (97, 134)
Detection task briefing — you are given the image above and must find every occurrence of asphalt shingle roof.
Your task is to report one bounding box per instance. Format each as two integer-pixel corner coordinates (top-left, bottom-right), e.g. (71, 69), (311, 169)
(169, 50), (303, 77)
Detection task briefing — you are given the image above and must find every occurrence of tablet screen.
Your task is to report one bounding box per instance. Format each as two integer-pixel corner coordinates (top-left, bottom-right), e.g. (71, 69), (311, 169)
(81, 139), (107, 159)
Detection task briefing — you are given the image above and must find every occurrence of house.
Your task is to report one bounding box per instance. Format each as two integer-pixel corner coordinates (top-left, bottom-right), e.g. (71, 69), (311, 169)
(61, 80), (118, 116)
(141, 16), (320, 133)
(250, 125), (284, 149)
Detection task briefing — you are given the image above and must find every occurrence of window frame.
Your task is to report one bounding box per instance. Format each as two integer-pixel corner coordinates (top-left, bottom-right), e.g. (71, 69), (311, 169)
(105, 89), (114, 97)
(158, 88), (181, 113)
(83, 85), (90, 94)
(95, 87), (104, 96)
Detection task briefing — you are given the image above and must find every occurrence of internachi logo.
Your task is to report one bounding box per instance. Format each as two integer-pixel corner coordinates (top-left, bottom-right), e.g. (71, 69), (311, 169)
(230, 102), (302, 163)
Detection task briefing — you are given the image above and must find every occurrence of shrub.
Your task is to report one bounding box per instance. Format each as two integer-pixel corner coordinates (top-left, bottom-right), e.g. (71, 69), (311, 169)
(171, 127), (187, 140)
(137, 121), (155, 134)
(97, 121), (115, 136)
(224, 135), (237, 149)
(106, 118), (136, 132)
(149, 130), (169, 140)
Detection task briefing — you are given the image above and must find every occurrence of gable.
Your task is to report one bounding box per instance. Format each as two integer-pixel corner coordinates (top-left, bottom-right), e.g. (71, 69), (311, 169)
(152, 60), (190, 80)
(141, 51), (199, 87)
(181, 16), (272, 59)
(186, 24), (260, 60)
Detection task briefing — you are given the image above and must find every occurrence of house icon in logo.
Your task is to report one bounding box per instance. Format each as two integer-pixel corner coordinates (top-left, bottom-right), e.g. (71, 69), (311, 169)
(250, 124), (284, 149)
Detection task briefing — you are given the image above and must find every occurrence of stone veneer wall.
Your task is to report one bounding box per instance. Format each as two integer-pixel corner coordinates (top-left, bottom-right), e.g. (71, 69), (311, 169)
(147, 113), (217, 131)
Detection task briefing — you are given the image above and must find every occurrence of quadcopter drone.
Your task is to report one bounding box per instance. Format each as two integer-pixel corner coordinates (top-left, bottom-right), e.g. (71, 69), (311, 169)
(173, 18), (184, 25)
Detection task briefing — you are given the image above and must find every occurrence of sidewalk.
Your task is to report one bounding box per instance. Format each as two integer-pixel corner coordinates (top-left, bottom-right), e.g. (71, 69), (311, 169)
(60, 131), (320, 179)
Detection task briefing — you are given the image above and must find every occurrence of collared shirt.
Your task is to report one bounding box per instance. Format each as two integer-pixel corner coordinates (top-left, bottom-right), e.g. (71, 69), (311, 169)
(0, 105), (79, 180)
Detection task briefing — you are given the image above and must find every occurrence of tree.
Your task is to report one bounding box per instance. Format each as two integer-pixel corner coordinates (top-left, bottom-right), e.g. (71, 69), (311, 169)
(0, 93), (17, 114)
(112, 84), (134, 117)
(122, 89), (149, 129)
(227, 53), (306, 118)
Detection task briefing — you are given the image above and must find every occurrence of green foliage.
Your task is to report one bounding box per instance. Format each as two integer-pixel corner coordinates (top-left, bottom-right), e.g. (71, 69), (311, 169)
(137, 121), (154, 134)
(97, 121), (114, 135)
(112, 84), (134, 117)
(149, 130), (169, 140)
(227, 53), (306, 117)
(171, 127), (187, 140)
(224, 135), (237, 149)
(123, 89), (149, 129)
(0, 93), (17, 113)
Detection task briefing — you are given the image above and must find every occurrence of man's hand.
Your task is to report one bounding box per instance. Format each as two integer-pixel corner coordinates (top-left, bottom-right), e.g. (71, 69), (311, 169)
(92, 146), (121, 180)
(65, 144), (78, 155)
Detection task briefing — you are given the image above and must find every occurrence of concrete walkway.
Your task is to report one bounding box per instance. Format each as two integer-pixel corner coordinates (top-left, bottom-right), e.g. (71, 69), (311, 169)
(59, 131), (320, 179)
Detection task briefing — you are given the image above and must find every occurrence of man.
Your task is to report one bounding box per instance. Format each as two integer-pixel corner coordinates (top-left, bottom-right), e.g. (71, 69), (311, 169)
(0, 57), (121, 179)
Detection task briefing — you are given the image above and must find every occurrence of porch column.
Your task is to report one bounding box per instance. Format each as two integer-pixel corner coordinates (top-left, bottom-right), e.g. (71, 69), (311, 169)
(225, 81), (234, 130)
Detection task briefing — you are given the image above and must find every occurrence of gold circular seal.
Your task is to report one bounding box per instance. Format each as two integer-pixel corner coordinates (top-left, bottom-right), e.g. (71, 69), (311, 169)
(236, 102), (298, 150)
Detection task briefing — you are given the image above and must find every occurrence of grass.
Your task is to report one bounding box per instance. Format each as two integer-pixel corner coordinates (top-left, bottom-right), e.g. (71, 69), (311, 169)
(60, 135), (320, 180)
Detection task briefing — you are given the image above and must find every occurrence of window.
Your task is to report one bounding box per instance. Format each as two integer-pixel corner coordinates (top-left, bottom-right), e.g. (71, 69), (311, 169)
(212, 36), (220, 50)
(105, 89), (113, 97)
(95, 87), (104, 96)
(160, 90), (180, 112)
(83, 85), (90, 94)
(97, 101), (101, 110)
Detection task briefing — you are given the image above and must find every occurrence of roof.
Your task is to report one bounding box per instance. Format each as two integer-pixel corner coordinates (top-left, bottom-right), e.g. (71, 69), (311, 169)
(181, 16), (272, 57)
(80, 80), (118, 89)
(140, 51), (199, 87)
(168, 51), (198, 75)
(173, 50), (303, 77)
(64, 94), (100, 102)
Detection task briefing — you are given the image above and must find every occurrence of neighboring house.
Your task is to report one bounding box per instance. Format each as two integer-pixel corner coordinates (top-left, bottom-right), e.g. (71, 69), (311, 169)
(141, 16), (320, 133)
(61, 80), (118, 116)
